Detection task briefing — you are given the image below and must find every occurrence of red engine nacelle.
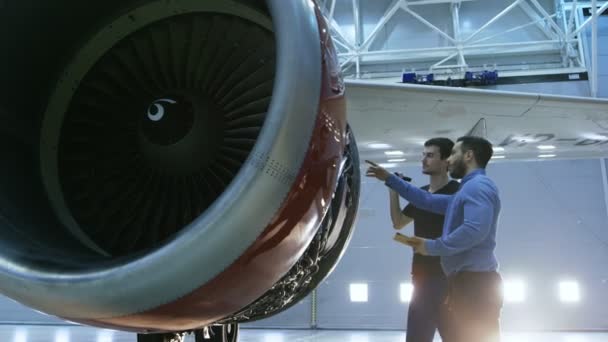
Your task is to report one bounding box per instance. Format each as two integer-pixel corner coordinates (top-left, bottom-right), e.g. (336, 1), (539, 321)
(0, 0), (359, 335)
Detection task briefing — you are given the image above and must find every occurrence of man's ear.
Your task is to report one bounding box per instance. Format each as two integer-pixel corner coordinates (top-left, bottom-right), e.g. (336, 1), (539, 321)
(464, 150), (474, 162)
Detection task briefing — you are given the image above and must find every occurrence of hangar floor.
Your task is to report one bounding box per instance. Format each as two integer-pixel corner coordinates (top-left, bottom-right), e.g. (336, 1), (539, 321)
(1, 325), (607, 341)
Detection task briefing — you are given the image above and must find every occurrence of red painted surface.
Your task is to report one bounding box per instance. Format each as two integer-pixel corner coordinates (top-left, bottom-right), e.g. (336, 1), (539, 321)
(73, 4), (347, 332)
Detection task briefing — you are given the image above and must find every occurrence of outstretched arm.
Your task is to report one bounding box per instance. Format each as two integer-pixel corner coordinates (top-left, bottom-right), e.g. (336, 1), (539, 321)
(385, 174), (452, 214)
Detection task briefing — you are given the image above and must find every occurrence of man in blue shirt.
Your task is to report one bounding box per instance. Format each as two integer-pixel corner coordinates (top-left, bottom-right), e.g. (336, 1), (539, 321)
(366, 136), (503, 342)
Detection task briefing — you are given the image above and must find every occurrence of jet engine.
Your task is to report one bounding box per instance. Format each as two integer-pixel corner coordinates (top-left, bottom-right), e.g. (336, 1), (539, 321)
(0, 0), (359, 340)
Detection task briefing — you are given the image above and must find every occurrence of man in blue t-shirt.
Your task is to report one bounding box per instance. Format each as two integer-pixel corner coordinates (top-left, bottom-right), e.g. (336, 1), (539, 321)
(388, 138), (459, 342)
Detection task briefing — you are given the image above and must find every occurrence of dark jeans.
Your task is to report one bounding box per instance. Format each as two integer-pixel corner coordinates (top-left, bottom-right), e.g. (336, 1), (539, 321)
(406, 273), (449, 342)
(445, 271), (503, 342)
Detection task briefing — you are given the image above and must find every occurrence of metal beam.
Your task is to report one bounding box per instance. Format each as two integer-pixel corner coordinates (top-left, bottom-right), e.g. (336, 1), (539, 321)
(352, 0), (362, 78)
(360, 0), (403, 52)
(451, 2), (466, 69)
(451, 3), (462, 42)
(343, 40), (568, 64)
(518, 1), (559, 40)
(328, 0), (337, 23)
(328, 18), (356, 51)
(464, 0), (523, 43)
(569, 1), (608, 37)
(562, 0), (608, 10)
(401, 2), (457, 44)
(326, 0), (590, 80)
(560, 0), (568, 66)
(472, 13), (559, 45)
(345, 39), (569, 56)
(352, 0), (362, 47)
(591, 0), (598, 97)
(407, 0), (478, 5)
(574, 4), (587, 67)
(431, 51), (460, 68)
(334, 38), (354, 52)
(527, 0), (566, 39)
(567, 0), (578, 34)
(340, 55), (356, 68)
(560, 0), (576, 67)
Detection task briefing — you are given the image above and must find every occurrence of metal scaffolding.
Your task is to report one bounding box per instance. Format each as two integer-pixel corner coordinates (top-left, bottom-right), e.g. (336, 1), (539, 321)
(321, 0), (606, 96)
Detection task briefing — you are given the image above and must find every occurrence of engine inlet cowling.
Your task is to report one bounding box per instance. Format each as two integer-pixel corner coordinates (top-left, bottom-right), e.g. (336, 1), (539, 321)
(0, 0), (356, 332)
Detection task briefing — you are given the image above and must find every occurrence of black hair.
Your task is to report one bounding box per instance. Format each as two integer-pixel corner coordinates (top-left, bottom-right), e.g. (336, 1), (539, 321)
(456, 136), (493, 168)
(424, 137), (454, 160)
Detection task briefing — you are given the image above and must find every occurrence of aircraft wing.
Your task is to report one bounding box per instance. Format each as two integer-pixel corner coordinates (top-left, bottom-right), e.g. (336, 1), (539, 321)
(346, 79), (608, 166)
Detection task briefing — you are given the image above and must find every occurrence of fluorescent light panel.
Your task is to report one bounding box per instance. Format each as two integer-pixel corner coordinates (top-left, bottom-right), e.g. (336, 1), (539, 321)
(13, 329), (27, 342)
(400, 283), (414, 303)
(350, 283), (368, 302)
(537, 145), (556, 150)
(54, 329), (70, 342)
(263, 333), (285, 342)
(559, 281), (580, 303)
(503, 279), (526, 303)
(97, 330), (114, 342)
(368, 143), (391, 149)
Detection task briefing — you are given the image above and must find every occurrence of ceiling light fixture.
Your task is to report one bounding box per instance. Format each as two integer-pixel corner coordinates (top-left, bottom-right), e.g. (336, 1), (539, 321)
(537, 145), (555, 150)
(368, 143), (391, 149)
